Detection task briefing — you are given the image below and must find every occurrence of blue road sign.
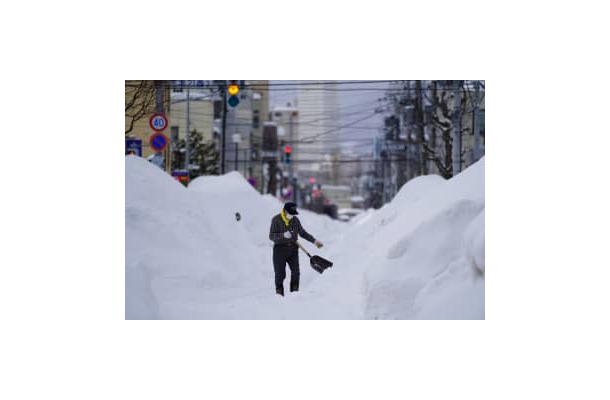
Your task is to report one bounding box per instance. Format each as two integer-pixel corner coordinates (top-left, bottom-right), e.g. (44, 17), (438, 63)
(149, 133), (168, 152)
(125, 139), (142, 156)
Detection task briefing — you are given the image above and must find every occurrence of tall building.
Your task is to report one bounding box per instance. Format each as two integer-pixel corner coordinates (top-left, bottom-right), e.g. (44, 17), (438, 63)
(296, 81), (341, 184)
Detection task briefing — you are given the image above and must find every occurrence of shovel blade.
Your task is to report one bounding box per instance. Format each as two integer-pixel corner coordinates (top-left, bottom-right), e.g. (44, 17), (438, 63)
(310, 255), (333, 274)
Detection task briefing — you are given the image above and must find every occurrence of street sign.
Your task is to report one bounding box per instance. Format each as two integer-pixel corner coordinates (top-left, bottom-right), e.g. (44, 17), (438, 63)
(125, 139), (142, 156)
(261, 150), (279, 159)
(150, 132), (169, 152)
(149, 113), (169, 131)
(173, 80), (208, 88)
(172, 170), (189, 186)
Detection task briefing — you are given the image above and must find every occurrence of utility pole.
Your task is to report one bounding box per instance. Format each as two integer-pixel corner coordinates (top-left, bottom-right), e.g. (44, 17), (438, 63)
(395, 91), (406, 190)
(155, 81), (164, 113)
(473, 80), (482, 162)
(452, 80), (462, 176)
(154, 81), (169, 172)
(430, 81), (438, 174)
(185, 86), (190, 177)
(404, 81), (414, 182)
(221, 83), (228, 175)
(422, 80), (431, 175)
(416, 80), (428, 175)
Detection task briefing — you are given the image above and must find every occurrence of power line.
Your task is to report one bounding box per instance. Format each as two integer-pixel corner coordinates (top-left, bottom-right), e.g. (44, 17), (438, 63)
(127, 81), (482, 93)
(296, 107), (390, 143)
(167, 96), (389, 121)
(127, 80), (398, 88)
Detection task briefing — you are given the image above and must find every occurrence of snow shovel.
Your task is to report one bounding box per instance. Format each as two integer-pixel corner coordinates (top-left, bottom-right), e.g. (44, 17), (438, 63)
(297, 241), (333, 274)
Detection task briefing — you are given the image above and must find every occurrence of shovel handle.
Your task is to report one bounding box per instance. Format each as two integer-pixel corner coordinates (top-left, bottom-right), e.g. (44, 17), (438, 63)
(296, 241), (312, 258)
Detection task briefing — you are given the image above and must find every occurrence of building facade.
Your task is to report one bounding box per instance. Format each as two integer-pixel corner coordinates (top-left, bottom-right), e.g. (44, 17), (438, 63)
(296, 81), (341, 185)
(125, 80), (172, 173)
(223, 80), (270, 192)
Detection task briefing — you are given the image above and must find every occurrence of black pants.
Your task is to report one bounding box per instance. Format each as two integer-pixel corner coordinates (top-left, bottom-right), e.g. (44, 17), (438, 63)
(273, 244), (299, 291)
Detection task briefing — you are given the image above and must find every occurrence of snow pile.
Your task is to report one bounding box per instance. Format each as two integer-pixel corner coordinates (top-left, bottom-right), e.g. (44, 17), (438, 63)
(125, 156), (344, 319)
(352, 158), (485, 319)
(125, 158), (267, 319)
(125, 154), (484, 319)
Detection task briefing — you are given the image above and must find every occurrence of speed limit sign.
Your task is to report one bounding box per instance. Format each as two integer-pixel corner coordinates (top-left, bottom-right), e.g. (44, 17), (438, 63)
(149, 113), (169, 131)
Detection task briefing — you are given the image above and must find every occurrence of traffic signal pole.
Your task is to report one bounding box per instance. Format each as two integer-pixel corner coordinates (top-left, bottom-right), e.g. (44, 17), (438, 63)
(221, 81), (241, 175)
(221, 85), (227, 175)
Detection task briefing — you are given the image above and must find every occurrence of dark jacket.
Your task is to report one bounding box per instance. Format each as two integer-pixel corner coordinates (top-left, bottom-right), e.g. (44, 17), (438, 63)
(269, 213), (316, 246)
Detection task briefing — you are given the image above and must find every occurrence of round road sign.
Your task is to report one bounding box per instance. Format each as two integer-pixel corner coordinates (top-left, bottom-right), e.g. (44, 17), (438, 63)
(150, 132), (169, 152)
(149, 113), (169, 131)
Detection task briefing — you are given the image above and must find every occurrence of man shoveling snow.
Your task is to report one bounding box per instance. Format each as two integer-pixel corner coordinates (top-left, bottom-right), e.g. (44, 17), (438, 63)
(269, 202), (324, 296)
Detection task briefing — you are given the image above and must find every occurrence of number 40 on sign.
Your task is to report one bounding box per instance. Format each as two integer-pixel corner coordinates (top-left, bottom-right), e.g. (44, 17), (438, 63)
(149, 113), (168, 131)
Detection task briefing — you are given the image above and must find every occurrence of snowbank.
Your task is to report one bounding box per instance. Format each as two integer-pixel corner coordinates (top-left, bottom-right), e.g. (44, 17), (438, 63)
(125, 156), (344, 319)
(125, 155), (484, 319)
(357, 158), (485, 319)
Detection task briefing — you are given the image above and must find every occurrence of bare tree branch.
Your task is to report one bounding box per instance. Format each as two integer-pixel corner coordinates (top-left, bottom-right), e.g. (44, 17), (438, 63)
(125, 80), (157, 135)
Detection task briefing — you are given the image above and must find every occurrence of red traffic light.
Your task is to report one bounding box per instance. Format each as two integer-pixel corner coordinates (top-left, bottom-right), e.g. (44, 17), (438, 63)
(284, 146), (292, 154)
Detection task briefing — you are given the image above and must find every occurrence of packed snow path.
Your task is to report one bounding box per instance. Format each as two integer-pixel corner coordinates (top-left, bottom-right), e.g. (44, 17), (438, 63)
(126, 156), (485, 319)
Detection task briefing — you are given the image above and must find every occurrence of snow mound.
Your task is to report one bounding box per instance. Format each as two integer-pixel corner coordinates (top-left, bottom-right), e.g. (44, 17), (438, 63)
(189, 171), (259, 196)
(125, 153), (484, 319)
(358, 158), (485, 319)
(125, 157), (345, 319)
(125, 157), (265, 319)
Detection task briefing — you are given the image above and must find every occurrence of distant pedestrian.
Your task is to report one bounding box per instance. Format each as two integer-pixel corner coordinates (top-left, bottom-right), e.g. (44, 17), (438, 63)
(269, 202), (323, 296)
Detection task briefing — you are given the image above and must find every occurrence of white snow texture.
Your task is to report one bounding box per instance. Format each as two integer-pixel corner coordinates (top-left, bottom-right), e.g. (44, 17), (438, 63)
(125, 156), (485, 319)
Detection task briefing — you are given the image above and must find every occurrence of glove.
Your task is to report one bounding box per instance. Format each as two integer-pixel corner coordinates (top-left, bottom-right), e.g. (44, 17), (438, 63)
(283, 231), (292, 239)
(315, 240), (323, 249)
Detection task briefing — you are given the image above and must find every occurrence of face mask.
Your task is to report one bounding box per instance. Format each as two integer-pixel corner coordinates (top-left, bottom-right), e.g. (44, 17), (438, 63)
(285, 212), (294, 220)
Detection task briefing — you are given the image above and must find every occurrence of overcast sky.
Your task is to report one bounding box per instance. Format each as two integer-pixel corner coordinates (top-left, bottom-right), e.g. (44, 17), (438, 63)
(269, 80), (389, 154)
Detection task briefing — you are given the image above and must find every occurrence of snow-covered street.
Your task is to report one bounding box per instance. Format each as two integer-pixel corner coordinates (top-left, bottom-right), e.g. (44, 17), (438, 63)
(126, 155), (484, 319)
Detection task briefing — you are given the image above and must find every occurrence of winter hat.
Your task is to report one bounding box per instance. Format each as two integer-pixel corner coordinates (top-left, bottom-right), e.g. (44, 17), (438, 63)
(283, 202), (299, 215)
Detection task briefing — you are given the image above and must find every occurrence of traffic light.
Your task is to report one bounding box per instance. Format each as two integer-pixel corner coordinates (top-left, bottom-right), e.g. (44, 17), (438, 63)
(227, 80), (241, 108)
(284, 145), (292, 164)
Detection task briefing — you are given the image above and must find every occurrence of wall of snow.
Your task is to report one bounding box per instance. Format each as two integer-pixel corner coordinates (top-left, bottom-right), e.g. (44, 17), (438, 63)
(125, 155), (484, 319)
(356, 158), (485, 319)
(125, 156), (344, 319)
